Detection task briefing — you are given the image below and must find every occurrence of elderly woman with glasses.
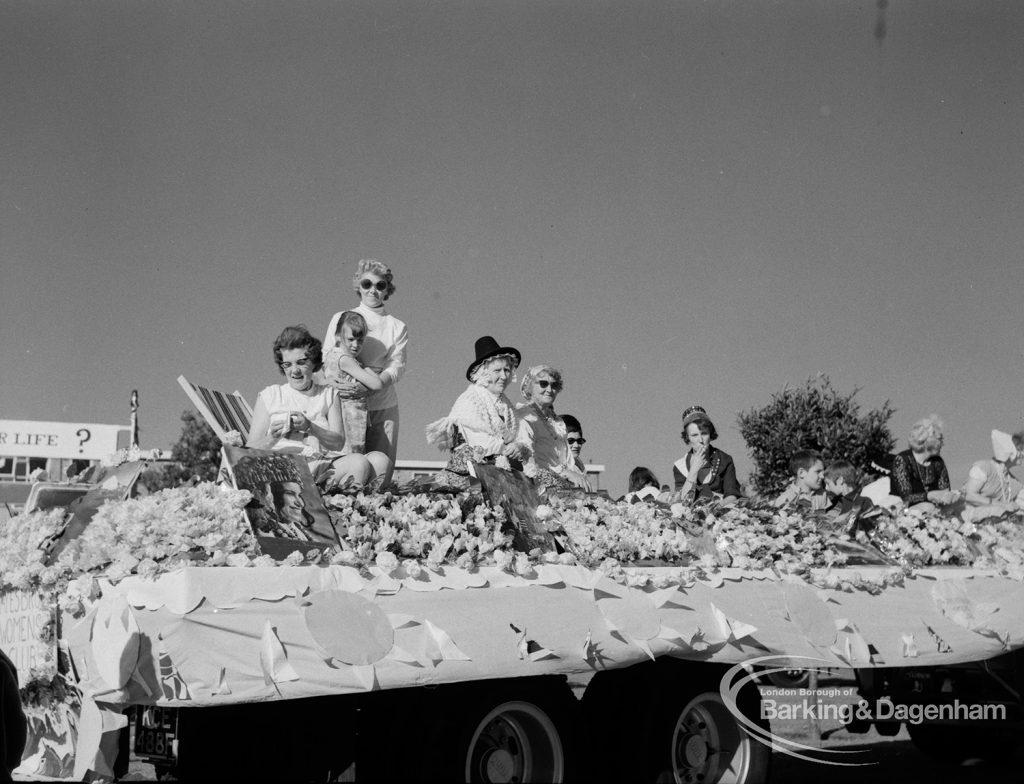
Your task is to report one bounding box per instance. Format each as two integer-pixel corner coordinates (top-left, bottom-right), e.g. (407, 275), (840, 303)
(516, 366), (591, 494)
(426, 336), (530, 490)
(323, 259), (408, 486)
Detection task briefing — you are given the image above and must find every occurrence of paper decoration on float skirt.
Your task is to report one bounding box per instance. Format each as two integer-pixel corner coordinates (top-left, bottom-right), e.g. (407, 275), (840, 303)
(42, 460), (146, 563)
(299, 590), (468, 691)
(222, 446), (340, 559)
(472, 463), (557, 553)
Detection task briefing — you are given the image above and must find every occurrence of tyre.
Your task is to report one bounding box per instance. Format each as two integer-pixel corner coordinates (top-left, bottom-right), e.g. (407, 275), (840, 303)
(655, 689), (772, 784)
(644, 660), (771, 784)
(423, 678), (577, 783)
(908, 723), (1017, 764)
(581, 661), (771, 784)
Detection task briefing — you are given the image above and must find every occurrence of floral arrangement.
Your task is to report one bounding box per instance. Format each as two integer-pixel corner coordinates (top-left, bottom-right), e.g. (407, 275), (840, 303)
(546, 496), (696, 568)
(6, 482), (1024, 608)
(0, 483), (256, 596)
(870, 507), (979, 567)
(323, 491), (518, 571)
(701, 503), (851, 572)
(0, 507), (72, 594)
(67, 483), (257, 582)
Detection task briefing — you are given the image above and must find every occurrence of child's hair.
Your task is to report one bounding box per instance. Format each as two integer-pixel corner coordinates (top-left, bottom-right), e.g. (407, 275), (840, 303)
(334, 311), (368, 345)
(628, 466), (660, 493)
(789, 449), (823, 476)
(824, 460), (859, 488)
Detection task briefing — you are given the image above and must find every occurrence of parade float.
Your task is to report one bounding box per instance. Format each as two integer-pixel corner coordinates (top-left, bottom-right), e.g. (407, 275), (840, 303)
(4, 449), (1024, 783)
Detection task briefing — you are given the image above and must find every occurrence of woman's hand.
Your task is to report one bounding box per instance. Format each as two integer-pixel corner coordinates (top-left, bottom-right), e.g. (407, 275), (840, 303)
(926, 489), (959, 506)
(687, 444), (707, 481)
(503, 441), (528, 462)
(290, 412), (312, 435)
(268, 412), (291, 438)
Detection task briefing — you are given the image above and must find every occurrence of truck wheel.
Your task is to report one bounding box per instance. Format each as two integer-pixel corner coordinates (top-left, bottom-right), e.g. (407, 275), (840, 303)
(908, 724), (1015, 763)
(427, 680), (576, 783)
(655, 689), (771, 784)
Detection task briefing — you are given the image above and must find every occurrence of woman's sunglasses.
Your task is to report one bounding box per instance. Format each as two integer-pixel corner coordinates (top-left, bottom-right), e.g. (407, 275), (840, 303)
(536, 379), (562, 390)
(360, 279), (388, 292)
(566, 437), (586, 445)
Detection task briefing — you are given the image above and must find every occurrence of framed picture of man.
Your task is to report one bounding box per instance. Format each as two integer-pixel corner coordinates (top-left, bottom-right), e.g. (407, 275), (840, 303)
(222, 446), (340, 557)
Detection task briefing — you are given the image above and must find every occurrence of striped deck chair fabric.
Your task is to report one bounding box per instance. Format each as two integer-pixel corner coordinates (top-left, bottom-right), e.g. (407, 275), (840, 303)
(177, 375), (254, 445)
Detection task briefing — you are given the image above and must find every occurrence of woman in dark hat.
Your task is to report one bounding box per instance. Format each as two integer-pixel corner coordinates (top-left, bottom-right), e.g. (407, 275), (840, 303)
(670, 405), (741, 505)
(426, 337), (530, 489)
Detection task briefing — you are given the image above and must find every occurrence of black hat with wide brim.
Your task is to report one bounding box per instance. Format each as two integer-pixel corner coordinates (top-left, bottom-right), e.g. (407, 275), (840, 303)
(466, 336), (521, 381)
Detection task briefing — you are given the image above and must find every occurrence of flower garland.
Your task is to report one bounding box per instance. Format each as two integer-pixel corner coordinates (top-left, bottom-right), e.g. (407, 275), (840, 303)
(323, 491), (517, 572)
(0, 507), (71, 593)
(546, 496), (695, 568)
(870, 507), (979, 567)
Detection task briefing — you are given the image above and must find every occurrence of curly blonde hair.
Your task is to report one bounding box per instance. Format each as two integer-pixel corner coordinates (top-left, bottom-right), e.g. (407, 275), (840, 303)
(351, 259), (396, 300)
(908, 415), (944, 452)
(519, 365), (563, 401)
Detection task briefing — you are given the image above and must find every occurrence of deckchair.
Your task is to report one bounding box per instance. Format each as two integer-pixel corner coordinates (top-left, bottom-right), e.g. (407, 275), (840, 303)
(177, 375), (254, 445)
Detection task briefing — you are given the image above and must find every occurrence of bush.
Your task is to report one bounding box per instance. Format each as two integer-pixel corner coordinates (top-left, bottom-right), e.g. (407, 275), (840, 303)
(736, 375), (896, 497)
(141, 411), (221, 491)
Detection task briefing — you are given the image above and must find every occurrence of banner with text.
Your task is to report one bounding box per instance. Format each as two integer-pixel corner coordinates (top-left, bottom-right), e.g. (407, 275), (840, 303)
(0, 419), (127, 461)
(0, 590), (55, 687)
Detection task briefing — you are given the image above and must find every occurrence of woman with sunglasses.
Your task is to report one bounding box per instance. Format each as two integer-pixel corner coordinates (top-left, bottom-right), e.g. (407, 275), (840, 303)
(323, 259), (408, 486)
(516, 365), (590, 493)
(561, 414), (587, 474)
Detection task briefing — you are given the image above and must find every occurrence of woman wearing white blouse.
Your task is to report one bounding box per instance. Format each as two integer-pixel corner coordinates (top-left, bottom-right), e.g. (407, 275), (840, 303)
(516, 365), (590, 493)
(323, 259), (408, 485)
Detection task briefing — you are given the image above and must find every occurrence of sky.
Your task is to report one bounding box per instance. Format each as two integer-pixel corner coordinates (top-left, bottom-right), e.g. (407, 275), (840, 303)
(3, 0), (1024, 497)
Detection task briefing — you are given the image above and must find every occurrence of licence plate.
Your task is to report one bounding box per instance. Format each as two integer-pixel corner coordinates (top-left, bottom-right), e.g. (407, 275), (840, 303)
(133, 706), (177, 762)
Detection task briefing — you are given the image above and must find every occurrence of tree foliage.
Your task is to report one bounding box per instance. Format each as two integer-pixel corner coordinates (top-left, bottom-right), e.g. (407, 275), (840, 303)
(141, 410), (221, 491)
(736, 375), (896, 497)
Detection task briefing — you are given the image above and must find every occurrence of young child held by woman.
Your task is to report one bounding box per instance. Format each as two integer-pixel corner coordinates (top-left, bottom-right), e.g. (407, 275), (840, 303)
(323, 311), (383, 454)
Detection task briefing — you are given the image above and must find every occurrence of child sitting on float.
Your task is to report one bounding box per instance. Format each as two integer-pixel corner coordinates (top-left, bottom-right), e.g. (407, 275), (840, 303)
(772, 449), (830, 512)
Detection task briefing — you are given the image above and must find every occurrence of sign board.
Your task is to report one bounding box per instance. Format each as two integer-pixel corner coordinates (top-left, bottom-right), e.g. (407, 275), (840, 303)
(0, 590), (55, 688)
(0, 420), (128, 461)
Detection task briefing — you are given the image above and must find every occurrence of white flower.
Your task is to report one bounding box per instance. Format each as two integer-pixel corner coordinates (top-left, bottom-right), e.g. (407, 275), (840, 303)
(331, 550), (359, 565)
(514, 553), (535, 577)
(403, 559), (423, 579)
(220, 430), (244, 447)
(494, 550), (514, 572)
(375, 552), (400, 572)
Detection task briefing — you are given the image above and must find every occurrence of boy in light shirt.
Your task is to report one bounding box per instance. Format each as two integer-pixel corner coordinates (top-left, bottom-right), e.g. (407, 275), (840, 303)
(772, 449), (830, 511)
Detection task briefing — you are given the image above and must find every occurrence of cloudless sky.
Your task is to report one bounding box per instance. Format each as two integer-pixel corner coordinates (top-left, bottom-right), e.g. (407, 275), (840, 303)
(3, 0), (1024, 497)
